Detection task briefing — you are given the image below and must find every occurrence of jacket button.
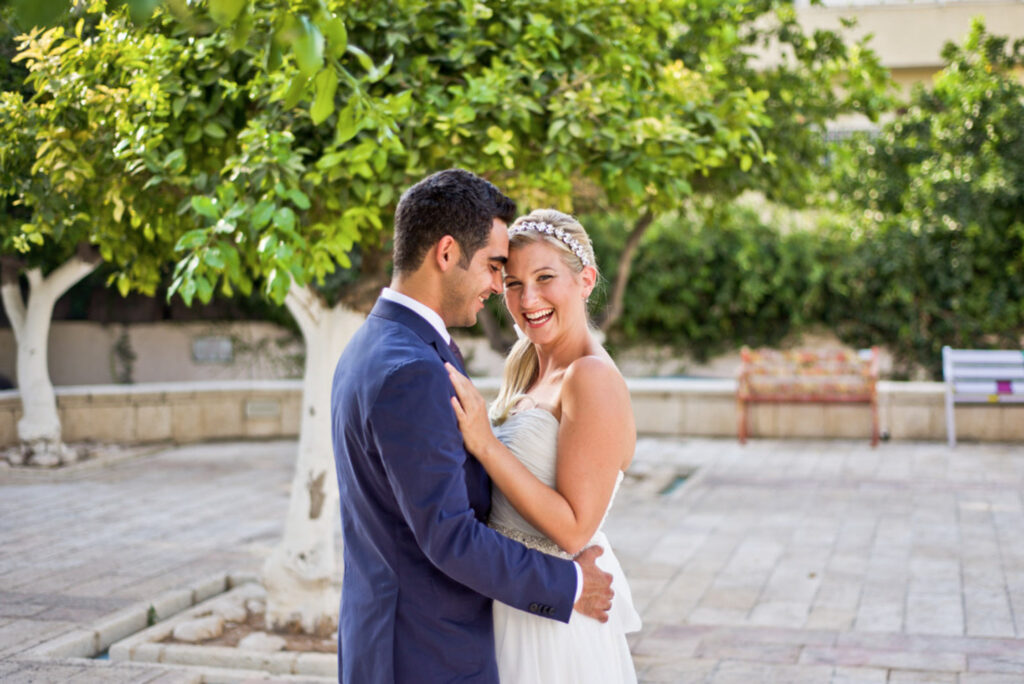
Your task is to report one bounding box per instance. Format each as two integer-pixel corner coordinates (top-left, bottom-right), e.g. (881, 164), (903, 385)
(528, 603), (539, 613)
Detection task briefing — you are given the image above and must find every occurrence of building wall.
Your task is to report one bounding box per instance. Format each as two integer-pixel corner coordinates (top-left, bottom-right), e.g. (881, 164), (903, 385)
(797, 1), (1024, 89)
(0, 321), (303, 387)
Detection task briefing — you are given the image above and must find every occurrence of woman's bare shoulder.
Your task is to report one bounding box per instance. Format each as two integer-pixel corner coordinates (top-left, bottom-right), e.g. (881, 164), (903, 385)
(562, 353), (629, 405)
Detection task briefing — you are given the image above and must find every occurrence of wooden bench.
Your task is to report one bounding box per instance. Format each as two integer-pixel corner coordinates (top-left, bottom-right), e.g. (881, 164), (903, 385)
(942, 346), (1024, 447)
(737, 347), (880, 446)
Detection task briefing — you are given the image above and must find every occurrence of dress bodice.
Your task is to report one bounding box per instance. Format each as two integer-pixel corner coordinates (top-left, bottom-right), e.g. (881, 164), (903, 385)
(488, 408), (623, 558)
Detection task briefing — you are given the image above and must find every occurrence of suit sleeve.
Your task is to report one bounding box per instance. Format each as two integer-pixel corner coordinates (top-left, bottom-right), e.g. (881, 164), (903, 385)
(370, 357), (577, 623)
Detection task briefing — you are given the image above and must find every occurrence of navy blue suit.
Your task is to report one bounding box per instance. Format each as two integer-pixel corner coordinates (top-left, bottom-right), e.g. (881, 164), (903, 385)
(331, 298), (577, 683)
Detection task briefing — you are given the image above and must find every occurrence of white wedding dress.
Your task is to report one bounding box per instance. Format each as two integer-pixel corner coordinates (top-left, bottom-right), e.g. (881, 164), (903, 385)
(489, 407), (641, 683)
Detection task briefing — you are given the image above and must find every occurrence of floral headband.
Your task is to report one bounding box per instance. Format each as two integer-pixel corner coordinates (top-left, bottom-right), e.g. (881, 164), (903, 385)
(507, 221), (592, 267)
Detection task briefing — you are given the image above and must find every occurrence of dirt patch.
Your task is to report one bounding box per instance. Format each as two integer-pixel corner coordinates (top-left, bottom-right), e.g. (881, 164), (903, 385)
(162, 612), (336, 654)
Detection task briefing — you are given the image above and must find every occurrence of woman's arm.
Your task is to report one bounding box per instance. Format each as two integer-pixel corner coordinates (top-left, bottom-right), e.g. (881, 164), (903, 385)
(447, 358), (635, 555)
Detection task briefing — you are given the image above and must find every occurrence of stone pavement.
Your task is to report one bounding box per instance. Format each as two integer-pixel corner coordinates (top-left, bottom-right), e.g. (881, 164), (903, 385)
(1, 437), (1023, 682)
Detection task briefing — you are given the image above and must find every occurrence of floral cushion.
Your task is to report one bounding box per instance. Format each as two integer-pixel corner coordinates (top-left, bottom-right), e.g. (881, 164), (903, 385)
(739, 348), (877, 401)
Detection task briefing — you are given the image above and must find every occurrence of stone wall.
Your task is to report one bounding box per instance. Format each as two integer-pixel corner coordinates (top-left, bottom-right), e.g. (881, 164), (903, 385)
(0, 381), (302, 446)
(0, 378), (1020, 446)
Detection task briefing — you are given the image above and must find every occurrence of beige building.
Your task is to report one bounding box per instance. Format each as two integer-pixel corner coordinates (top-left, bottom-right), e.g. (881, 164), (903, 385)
(796, 0), (1024, 91)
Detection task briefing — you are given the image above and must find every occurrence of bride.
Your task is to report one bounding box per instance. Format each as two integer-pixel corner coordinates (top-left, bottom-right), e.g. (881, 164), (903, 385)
(447, 209), (641, 683)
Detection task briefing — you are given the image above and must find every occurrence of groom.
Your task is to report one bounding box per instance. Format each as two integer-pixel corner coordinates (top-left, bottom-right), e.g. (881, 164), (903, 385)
(331, 169), (614, 683)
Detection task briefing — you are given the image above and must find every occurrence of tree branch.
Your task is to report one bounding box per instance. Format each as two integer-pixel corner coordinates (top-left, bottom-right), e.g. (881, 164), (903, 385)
(597, 209), (655, 333)
(0, 258), (26, 338)
(37, 250), (101, 304)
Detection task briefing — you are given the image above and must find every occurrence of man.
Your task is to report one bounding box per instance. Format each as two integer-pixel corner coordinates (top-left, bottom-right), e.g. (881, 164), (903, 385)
(331, 169), (614, 683)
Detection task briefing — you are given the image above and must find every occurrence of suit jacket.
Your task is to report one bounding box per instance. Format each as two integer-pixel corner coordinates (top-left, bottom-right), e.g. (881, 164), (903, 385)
(331, 298), (577, 683)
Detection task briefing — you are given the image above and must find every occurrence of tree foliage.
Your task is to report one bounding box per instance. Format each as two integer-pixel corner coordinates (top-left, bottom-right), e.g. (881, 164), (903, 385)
(829, 20), (1024, 375)
(590, 203), (858, 361)
(606, 21), (1024, 378)
(4, 1), (891, 339)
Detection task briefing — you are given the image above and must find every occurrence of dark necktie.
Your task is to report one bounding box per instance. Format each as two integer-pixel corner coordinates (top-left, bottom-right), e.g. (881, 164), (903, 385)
(448, 338), (465, 370)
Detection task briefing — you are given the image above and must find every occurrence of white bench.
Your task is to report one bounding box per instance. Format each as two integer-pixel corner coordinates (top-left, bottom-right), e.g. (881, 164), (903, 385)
(942, 346), (1024, 446)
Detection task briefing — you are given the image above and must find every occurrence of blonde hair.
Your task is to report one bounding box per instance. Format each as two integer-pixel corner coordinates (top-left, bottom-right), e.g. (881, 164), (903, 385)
(489, 209), (599, 425)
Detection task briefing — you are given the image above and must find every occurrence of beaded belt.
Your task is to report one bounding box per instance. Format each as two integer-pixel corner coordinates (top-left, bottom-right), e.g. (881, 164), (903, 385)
(489, 522), (573, 560)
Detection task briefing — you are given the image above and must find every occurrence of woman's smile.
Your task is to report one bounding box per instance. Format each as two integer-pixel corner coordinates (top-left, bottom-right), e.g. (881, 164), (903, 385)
(522, 308), (554, 327)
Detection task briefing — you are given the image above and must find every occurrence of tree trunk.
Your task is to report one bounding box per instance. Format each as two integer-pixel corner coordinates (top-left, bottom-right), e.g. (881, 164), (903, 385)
(0, 250), (100, 466)
(596, 209), (655, 333)
(262, 281), (364, 636)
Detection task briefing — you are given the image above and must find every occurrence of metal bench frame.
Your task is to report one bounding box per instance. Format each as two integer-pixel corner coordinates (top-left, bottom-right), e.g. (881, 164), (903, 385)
(942, 346), (1024, 447)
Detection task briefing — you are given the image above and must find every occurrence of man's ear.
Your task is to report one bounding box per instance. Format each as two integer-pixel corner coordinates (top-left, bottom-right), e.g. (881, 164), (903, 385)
(435, 235), (460, 272)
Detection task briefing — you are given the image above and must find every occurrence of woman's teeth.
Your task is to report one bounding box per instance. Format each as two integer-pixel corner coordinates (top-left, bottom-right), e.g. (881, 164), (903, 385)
(524, 309), (553, 325)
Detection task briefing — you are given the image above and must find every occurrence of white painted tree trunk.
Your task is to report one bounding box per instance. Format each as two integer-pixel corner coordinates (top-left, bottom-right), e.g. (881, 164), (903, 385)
(0, 256), (100, 466)
(262, 282), (364, 635)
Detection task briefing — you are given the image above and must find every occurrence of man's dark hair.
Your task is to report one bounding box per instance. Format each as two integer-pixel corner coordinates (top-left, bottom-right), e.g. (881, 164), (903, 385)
(392, 169), (516, 274)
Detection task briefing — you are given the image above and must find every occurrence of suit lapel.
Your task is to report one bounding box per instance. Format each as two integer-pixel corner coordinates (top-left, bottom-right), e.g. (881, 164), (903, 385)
(370, 298), (463, 370)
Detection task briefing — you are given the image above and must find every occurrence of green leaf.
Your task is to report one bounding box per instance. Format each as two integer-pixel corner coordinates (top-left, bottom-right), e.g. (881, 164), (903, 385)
(366, 54), (394, 84)
(346, 44), (374, 74)
(230, 14), (254, 51)
(209, 0), (247, 25)
(175, 229), (208, 251)
(282, 75), (309, 109)
(203, 247), (225, 269)
(252, 201), (275, 228)
(334, 101), (359, 144)
(213, 219), (234, 234)
(740, 154), (753, 172)
(203, 122), (227, 139)
(191, 196), (218, 219)
(294, 17), (325, 78)
(164, 149), (185, 172)
(195, 276), (214, 303)
(287, 188), (311, 210)
(311, 69), (338, 125)
(323, 16), (348, 58)
(180, 279), (197, 306)
(116, 273), (130, 298)
(273, 207), (296, 231)
(317, 150), (347, 169)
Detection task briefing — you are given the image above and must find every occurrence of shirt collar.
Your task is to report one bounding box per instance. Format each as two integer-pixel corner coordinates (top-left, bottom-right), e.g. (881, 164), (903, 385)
(379, 287), (451, 344)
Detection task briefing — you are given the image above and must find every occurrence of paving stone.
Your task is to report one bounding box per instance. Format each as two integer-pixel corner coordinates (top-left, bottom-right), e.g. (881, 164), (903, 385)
(830, 665), (889, 684)
(905, 592), (964, 635)
(888, 671), (956, 684)
(960, 675), (1024, 684)
(694, 640), (801, 664)
(968, 653), (1024, 674)
(799, 645), (966, 672)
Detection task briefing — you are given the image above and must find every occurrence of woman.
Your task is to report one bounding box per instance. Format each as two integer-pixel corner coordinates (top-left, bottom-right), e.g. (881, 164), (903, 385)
(447, 209), (641, 683)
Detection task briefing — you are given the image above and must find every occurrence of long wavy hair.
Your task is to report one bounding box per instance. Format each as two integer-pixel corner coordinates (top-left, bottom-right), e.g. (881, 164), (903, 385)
(489, 209), (600, 425)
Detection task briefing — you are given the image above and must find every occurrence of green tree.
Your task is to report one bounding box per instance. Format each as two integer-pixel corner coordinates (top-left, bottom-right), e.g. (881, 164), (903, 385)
(584, 0), (892, 333)
(829, 20), (1024, 376)
(0, 1), (393, 633)
(0, 13), (183, 464)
